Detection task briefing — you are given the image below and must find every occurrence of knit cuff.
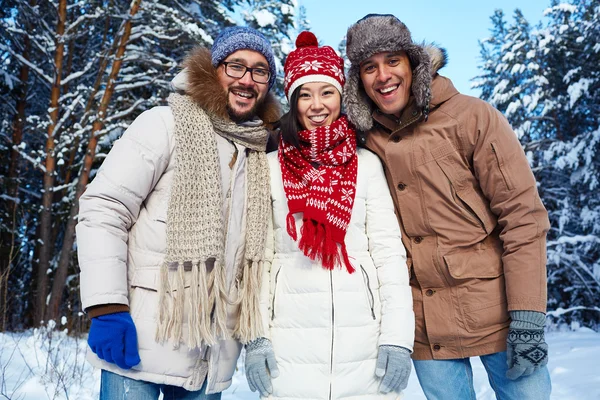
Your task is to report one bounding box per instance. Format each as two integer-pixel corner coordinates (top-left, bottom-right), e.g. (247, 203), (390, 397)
(246, 337), (271, 351)
(86, 303), (130, 319)
(509, 310), (546, 329)
(380, 344), (412, 354)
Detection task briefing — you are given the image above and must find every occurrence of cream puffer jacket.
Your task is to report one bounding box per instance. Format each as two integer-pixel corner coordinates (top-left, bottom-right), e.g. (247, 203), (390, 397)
(76, 106), (247, 393)
(77, 48), (282, 393)
(258, 149), (415, 400)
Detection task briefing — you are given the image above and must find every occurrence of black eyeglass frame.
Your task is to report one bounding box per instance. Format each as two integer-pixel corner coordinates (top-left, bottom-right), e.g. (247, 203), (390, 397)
(221, 61), (271, 84)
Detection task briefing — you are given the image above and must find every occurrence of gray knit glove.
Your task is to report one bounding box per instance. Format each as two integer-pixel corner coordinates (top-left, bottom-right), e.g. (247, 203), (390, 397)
(376, 345), (412, 393)
(506, 310), (548, 380)
(245, 337), (279, 397)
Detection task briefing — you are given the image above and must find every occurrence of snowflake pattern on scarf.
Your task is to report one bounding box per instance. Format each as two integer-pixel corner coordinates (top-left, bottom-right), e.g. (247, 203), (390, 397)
(279, 116), (357, 273)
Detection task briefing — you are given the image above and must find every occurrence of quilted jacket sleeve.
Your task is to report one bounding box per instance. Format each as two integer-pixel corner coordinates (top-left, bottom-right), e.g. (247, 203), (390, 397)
(363, 150), (415, 350)
(76, 107), (172, 310)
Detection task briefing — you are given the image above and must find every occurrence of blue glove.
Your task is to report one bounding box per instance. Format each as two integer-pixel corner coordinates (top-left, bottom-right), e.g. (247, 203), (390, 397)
(88, 312), (141, 370)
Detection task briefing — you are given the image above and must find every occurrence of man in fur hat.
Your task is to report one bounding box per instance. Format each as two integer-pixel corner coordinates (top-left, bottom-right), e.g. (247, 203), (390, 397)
(76, 26), (280, 399)
(344, 14), (552, 399)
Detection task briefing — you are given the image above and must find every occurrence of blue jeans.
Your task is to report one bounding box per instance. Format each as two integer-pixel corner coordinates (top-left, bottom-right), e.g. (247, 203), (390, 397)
(100, 369), (222, 400)
(413, 351), (551, 400)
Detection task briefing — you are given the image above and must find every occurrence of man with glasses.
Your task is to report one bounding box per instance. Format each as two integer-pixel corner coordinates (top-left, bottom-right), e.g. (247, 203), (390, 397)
(76, 26), (280, 399)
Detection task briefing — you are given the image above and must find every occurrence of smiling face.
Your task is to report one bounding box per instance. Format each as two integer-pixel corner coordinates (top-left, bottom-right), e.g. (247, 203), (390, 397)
(359, 51), (413, 118)
(217, 49), (270, 122)
(296, 82), (341, 131)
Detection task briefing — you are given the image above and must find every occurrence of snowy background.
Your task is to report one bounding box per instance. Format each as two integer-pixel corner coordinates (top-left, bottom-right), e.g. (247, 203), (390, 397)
(1, 0), (599, 398)
(0, 328), (600, 400)
(1, 327), (599, 399)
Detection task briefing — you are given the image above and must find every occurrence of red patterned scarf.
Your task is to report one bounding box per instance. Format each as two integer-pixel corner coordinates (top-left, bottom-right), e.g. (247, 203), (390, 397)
(279, 115), (357, 273)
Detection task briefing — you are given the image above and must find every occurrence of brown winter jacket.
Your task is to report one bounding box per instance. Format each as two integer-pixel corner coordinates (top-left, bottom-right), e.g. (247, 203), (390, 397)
(358, 74), (550, 360)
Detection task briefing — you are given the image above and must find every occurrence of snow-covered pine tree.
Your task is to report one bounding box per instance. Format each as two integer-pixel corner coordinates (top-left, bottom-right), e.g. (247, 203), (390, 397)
(473, 10), (509, 106)
(0, 0), (239, 330)
(532, 0), (600, 328)
(0, 0), (38, 331)
(43, 0), (232, 327)
(337, 36), (352, 77)
(1, 0), (299, 331)
(0, 0), (81, 329)
(296, 4), (311, 33)
(477, 0), (600, 329)
(240, 0), (296, 104)
(473, 9), (549, 142)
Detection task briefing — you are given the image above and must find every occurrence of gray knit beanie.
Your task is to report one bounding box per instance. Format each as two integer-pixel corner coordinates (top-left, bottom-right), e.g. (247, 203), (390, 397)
(211, 26), (277, 90)
(343, 14), (432, 131)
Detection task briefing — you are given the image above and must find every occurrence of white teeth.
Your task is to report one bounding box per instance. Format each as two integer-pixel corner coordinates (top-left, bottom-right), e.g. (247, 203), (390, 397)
(309, 115), (327, 122)
(234, 91), (253, 98)
(379, 85), (398, 94)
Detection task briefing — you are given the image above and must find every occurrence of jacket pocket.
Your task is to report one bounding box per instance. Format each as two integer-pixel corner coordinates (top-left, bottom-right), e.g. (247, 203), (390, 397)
(360, 265), (376, 320)
(129, 248), (206, 292)
(443, 245), (502, 280)
(443, 245), (509, 332)
(271, 263), (282, 321)
(432, 144), (497, 235)
(129, 285), (153, 320)
(448, 181), (486, 231)
(129, 248), (163, 291)
(490, 141), (514, 191)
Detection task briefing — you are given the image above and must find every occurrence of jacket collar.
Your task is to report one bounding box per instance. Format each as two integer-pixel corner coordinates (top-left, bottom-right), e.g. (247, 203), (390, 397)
(371, 98), (422, 132)
(174, 47), (280, 125)
(429, 74), (459, 108)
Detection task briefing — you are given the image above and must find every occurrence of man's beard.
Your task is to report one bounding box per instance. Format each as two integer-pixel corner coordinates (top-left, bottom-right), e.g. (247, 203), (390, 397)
(226, 87), (264, 123)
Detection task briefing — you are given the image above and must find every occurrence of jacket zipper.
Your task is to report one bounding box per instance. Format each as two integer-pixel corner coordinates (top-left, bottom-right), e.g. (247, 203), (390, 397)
(360, 265), (376, 320)
(329, 270), (334, 400)
(271, 266), (281, 320)
(490, 142), (514, 190)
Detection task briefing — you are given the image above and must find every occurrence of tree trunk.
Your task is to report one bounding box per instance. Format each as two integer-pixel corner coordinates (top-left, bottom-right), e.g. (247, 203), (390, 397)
(5, 38), (29, 226)
(62, 11), (114, 196)
(35, 0), (68, 326)
(45, 0), (143, 323)
(0, 32), (31, 332)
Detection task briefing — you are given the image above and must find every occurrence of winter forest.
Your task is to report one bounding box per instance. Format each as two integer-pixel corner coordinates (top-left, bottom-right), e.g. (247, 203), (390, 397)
(0, 0), (599, 397)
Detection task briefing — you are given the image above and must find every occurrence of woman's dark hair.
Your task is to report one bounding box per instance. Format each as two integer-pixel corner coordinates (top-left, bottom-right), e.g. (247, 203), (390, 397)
(278, 88), (303, 149)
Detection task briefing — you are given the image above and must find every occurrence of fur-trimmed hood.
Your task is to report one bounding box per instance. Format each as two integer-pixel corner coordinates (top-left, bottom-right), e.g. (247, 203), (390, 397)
(344, 44), (447, 132)
(171, 47), (281, 125)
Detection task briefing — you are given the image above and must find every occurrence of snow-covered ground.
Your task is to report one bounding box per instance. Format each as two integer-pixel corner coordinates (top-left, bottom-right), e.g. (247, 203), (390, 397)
(1, 328), (599, 399)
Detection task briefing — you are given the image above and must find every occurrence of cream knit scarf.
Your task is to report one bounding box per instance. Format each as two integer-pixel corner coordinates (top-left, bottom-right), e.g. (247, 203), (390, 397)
(156, 93), (271, 349)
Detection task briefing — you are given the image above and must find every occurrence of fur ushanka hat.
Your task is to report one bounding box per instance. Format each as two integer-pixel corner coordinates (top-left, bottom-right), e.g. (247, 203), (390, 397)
(343, 14), (433, 131)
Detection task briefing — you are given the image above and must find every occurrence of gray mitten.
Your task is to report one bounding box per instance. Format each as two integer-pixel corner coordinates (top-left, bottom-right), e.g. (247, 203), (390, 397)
(506, 310), (548, 380)
(245, 337), (279, 397)
(376, 345), (412, 393)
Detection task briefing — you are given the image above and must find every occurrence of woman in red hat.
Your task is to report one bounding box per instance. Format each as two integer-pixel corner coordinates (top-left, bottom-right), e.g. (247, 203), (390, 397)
(243, 31), (415, 399)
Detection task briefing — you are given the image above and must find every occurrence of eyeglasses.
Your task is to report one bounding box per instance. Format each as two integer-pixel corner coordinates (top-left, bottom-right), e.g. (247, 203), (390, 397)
(221, 61), (270, 84)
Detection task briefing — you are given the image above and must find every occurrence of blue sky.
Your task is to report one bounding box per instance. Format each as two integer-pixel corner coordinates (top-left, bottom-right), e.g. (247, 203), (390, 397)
(299, 0), (552, 97)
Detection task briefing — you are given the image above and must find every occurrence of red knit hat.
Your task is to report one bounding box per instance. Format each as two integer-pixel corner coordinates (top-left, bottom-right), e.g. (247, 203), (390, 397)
(283, 31), (345, 101)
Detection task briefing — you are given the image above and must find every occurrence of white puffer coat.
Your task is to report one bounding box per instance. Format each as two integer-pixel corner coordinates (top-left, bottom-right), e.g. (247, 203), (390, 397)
(77, 106), (246, 393)
(258, 149), (415, 400)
